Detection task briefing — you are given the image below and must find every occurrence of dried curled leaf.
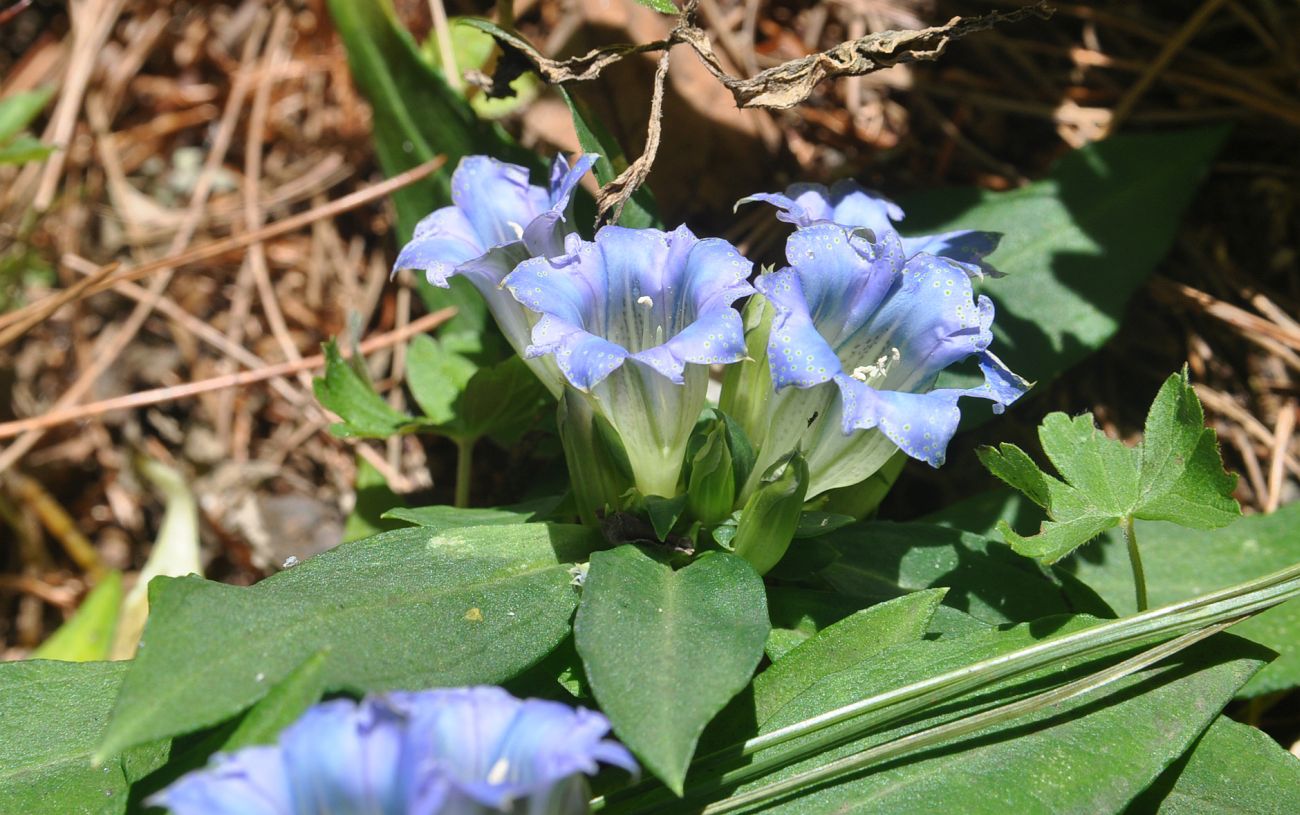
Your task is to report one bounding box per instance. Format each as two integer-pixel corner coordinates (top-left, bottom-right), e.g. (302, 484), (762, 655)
(681, 4), (1053, 109)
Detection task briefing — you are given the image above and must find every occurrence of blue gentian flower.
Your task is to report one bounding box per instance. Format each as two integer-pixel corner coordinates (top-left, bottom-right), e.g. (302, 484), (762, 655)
(739, 179), (1003, 278)
(506, 225), (754, 499)
(393, 154), (599, 394)
(743, 222), (1028, 499)
(150, 687), (636, 815)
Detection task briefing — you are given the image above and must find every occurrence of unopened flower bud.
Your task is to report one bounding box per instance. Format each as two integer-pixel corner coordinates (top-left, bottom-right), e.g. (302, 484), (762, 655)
(732, 450), (809, 575)
(687, 419), (736, 526)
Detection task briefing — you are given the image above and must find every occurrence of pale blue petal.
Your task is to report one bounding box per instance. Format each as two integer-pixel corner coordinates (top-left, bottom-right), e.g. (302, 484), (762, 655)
(451, 156), (550, 248)
(280, 698), (406, 815)
(147, 748), (291, 815)
(756, 268), (840, 389)
(548, 153), (600, 211)
(394, 206), (485, 287)
(524, 154), (599, 258)
(550, 329), (630, 392)
(632, 307), (746, 383)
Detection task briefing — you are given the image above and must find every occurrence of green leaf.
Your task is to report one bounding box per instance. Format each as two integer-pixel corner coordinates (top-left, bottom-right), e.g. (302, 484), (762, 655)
(575, 546), (769, 793)
(1062, 501), (1300, 697)
(383, 503), (536, 531)
(727, 633), (1265, 814)
(1130, 715), (1300, 814)
(326, 0), (527, 342)
(314, 339), (428, 438)
(96, 523), (598, 759)
(405, 334), (477, 425)
(903, 127), (1227, 391)
(222, 651), (330, 751)
(634, 0), (678, 13)
(0, 135), (54, 165)
(0, 86), (53, 143)
(751, 591), (944, 730)
(556, 85), (659, 229)
(811, 521), (1114, 625)
(0, 660), (169, 815)
(449, 355), (551, 446)
(980, 370), (1240, 563)
(764, 587), (992, 663)
(341, 454), (406, 543)
(31, 572), (122, 662)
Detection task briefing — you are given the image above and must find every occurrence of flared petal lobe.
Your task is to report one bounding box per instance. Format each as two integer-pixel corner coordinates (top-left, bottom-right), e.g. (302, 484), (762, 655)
(740, 178), (1004, 277)
(150, 687), (634, 815)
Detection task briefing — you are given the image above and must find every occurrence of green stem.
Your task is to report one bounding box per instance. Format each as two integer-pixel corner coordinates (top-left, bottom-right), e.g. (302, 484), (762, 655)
(454, 437), (475, 508)
(1122, 516), (1148, 612)
(496, 0), (514, 30)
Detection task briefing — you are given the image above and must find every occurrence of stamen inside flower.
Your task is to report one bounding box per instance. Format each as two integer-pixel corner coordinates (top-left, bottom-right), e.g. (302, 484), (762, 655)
(487, 757), (511, 785)
(506, 221), (526, 240)
(637, 295), (654, 308)
(849, 347), (901, 384)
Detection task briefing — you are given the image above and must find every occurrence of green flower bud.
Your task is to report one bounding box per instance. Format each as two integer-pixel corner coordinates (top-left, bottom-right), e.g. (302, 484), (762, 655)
(719, 293), (774, 452)
(686, 419), (736, 525)
(558, 387), (633, 526)
(732, 449), (809, 575)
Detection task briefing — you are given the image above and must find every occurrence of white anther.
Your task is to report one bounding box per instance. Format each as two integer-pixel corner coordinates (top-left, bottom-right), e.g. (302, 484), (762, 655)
(507, 221), (525, 240)
(637, 295), (654, 308)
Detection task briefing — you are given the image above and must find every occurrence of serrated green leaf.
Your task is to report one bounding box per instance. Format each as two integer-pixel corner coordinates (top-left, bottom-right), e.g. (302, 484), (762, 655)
(221, 651), (330, 751)
(405, 334), (477, 425)
(575, 546), (768, 793)
(0, 86), (53, 143)
(96, 523), (598, 760)
(982, 370), (1240, 563)
(1130, 715), (1300, 814)
(0, 660), (169, 815)
(905, 128), (1227, 394)
(31, 572), (122, 662)
(313, 339), (429, 438)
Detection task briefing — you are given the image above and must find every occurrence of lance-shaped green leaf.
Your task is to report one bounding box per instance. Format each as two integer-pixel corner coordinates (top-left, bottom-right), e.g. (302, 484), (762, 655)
(31, 572), (122, 662)
(96, 524), (598, 760)
(575, 546), (769, 794)
(978, 369), (1239, 563)
(0, 660), (169, 815)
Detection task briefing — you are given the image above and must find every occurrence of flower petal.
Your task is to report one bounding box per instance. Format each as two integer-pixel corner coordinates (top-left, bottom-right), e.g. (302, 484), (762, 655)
(834, 374), (964, 467)
(757, 268), (841, 389)
(451, 155), (550, 249)
(393, 206), (486, 287)
(146, 748), (291, 815)
(902, 229), (1004, 278)
(279, 698), (406, 815)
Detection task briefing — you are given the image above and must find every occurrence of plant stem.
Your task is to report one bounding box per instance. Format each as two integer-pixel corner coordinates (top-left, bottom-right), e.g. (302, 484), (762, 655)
(496, 0), (514, 30)
(1122, 516), (1148, 612)
(454, 437), (475, 508)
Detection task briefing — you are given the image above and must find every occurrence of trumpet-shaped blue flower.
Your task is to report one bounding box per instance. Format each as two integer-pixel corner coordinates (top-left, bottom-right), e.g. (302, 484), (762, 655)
(506, 225), (753, 499)
(150, 687), (636, 815)
(393, 154), (599, 394)
(743, 222), (1028, 499)
(740, 179), (1002, 278)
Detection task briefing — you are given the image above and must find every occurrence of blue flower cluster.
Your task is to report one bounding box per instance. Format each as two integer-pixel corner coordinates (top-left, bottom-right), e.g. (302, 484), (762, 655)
(394, 154), (1028, 511)
(152, 686), (635, 815)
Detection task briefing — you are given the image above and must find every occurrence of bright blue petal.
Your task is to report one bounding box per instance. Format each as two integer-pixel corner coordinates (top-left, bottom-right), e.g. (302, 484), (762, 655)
(834, 374), (964, 467)
(756, 268), (840, 389)
(279, 698), (406, 815)
(549, 328), (630, 392)
(451, 156), (550, 249)
(902, 229), (1004, 278)
(524, 153), (599, 258)
(549, 153), (600, 210)
(826, 178), (902, 240)
(147, 748), (291, 815)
